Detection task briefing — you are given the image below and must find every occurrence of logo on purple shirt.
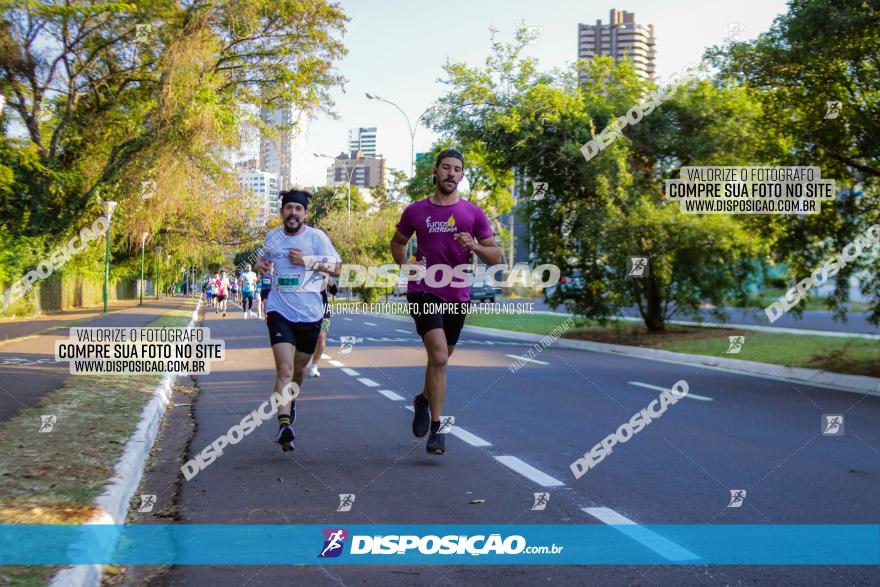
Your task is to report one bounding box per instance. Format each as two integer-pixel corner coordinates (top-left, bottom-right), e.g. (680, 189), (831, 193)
(396, 199), (494, 302)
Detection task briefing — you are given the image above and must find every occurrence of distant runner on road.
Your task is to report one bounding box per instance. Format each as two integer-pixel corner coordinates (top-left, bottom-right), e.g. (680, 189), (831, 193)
(254, 189), (342, 452)
(390, 148), (501, 455)
(214, 270), (230, 317)
(257, 268), (272, 320)
(307, 275), (338, 378)
(209, 272), (220, 311)
(240, 264), (258, 318)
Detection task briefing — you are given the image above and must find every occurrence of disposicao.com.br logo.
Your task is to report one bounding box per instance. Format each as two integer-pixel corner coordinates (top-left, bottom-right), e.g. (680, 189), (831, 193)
(319, 529), (564, 558)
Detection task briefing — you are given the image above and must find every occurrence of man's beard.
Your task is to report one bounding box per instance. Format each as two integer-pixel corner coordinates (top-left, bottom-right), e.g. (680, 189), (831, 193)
(283, 216), (301, 234)
(437, 180), (457, 195)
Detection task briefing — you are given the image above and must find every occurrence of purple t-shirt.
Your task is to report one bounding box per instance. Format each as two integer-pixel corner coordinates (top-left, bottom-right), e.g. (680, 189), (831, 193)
(396, 198), (493, 302)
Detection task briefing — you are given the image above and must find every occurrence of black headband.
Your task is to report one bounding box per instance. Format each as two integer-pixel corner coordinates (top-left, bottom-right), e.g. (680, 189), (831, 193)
(280, 189), (312, 209)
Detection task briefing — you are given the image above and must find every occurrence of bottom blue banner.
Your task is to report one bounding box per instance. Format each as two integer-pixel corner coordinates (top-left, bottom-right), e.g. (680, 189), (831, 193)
(0, 524), (877, 565)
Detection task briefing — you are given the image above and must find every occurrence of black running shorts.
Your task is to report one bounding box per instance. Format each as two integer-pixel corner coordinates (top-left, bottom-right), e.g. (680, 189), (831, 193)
(406, 292), (469, 346)
(266, 311), (322, 354)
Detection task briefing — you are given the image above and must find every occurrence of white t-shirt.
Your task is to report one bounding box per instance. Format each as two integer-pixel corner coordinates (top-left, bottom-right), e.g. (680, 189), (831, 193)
(210, 278), (220, 294)
(241, 271), (257, 293)
(262, 226), (341, 323)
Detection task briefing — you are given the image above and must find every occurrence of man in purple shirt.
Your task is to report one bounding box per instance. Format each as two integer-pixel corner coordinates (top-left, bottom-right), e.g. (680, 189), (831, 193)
(391, 149), (502, 455)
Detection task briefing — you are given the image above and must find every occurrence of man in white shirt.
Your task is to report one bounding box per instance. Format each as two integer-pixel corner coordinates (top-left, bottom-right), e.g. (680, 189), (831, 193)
(254, 189), (341, 452)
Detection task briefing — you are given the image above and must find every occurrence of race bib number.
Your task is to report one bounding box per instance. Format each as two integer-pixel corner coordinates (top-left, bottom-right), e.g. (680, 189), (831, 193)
(276, 271), (304, 292)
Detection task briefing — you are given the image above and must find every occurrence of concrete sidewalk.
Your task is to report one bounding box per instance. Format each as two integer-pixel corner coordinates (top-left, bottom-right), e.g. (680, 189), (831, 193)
(0, 296), (201, 344)
(0, 296), (199, 423)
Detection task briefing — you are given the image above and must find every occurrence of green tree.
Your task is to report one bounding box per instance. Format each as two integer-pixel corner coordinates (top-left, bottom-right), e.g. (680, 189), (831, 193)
(320, 207), (398, 302)
(0, 0), (349, 310)
(708, 0), (880, 322)
(309, 184), (368, 227)
(432, 28), (769, 331)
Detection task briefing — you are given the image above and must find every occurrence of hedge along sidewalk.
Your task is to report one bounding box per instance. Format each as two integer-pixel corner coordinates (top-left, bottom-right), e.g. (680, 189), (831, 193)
(0, 298), (200, 587)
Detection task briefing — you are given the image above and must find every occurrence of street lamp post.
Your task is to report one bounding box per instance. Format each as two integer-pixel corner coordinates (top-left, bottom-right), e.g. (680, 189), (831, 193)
(365, 93), (431, 258)
(365, 93), (431, 179)
(166, 254), (171, 297)
(101, 201), (118, 313)
(313, 152), (365, 225)
(155, 246), (162, 300)
(139, 232), (149, 305)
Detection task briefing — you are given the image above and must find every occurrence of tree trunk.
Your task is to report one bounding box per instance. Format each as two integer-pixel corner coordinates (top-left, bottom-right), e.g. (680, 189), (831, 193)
(643, 274), (665, 332)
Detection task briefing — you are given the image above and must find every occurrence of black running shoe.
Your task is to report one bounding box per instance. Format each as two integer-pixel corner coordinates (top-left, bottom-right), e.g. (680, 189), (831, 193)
(412, 394), (430, 438)
(426, 427), (446, 455)
(276, 424), (295, 452)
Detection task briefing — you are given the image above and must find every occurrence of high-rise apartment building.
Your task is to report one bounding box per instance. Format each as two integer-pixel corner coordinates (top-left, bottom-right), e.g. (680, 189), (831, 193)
(238, 169), (281, 226)
(577, 9), (656, 80)
(259, 105), (307, 190)
(325, 150), (385, 189)
(347, 127), (377, 158)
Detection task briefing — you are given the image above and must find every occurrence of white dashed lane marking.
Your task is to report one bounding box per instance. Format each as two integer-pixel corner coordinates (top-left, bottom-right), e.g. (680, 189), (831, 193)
(582, 507), (700, 562)
(493, 456), (565, 488)
(504, 354), (549, 366)
(341, 368), (360, 376)
(377, 389), (404, 401)
(628, 381), (713, 402)
(358, 378), (380, 387)
(449, 427), (492, 448)
(328, 360), (345, 367)
(402, 407), (492, 447)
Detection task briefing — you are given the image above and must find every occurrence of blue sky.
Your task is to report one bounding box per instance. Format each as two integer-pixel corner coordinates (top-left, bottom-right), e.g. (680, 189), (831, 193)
(296, 0), (791, 187)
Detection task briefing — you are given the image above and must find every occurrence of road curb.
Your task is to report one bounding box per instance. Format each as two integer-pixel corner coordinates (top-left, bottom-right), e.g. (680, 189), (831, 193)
(49, 298), (202, 587)
(527, 309), (880, 339)
(456, 322), (880, 397)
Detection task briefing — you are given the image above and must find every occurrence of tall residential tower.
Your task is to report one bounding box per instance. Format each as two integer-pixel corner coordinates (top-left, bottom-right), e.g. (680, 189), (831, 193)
(577, 9), (656, 81)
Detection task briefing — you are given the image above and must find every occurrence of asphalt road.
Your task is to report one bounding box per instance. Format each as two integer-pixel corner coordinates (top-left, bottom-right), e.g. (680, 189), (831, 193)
(495, 297), (880, 335)
(160, 302), (880, 586)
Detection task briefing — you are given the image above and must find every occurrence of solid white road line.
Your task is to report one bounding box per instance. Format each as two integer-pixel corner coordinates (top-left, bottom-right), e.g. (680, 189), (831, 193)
(628, 381), (714, 402)
(504, 354), (549, 366)
(341, 368), (360, 376)
(358, 378), (380, 387)
(328, 360), (345, 367)
(377, 389), (404, 401)
(493, 456), (565, 487)
(450, 427), (492, 448)
(582, 507), (700, 562)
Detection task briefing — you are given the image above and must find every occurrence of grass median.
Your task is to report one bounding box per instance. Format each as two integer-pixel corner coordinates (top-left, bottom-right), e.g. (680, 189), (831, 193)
(465, 312), (880, 378)
(0, 300), (197, 586)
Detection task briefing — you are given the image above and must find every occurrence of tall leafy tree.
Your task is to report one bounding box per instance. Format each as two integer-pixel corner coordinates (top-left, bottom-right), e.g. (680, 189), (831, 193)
(0, 0), (348, 305)
(708, 0), (880, 322)
(432, 28), (769, 331)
